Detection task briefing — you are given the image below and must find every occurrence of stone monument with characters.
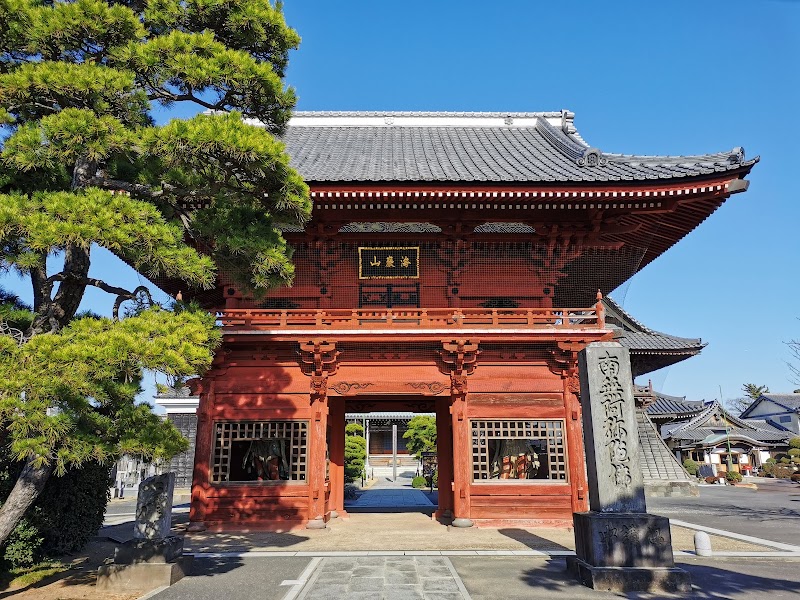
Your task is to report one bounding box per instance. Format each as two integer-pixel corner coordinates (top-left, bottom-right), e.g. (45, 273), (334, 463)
(567, 342), (691, 592)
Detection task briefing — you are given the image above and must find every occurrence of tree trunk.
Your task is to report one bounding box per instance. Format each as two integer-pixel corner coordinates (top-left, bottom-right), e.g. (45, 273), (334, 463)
(0, 457), (54, 548)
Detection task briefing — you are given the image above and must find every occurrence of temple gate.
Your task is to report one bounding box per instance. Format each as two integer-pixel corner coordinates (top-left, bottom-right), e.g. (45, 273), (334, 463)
(178, 111), (755, 530)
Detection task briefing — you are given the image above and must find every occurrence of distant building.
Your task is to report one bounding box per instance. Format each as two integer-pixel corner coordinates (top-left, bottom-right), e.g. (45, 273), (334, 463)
(154, 387), (199, 488)
(740, 393), (800, 436)
(647, 398), (790, 474)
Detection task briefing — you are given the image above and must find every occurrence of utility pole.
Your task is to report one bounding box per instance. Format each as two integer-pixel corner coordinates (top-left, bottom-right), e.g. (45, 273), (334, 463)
(721, 385), (733, 472)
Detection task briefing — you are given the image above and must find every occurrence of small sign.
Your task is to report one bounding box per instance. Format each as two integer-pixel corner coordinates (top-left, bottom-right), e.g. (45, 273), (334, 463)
(358, 247), (419, 279)
(421, 452), (437, 478)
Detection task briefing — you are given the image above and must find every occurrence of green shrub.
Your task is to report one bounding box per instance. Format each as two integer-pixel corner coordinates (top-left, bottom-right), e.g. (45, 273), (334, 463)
(780, 457), (791, 464)
(725, 471), (743, 483)
(789, 437), (800, 449)
(788, 448), (800, 458)
(432, 470), (438, 489)
(682, 459), (699, 476)
(766, 457), (777, 464)
(0, 459), (112, 568)
(34, 461), (112, 555)
(411, 476), (427, 488)
(344, 425), (366, 483)
(345, 422), (364, 436)
(2, 518), (44, 568)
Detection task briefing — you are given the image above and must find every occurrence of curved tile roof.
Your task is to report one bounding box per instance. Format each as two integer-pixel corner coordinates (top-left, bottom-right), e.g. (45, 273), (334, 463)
(282, 111), (757, 184)
(605, 296), (705, 354)
(646, 393), (705, 417)
(662, 401), (789, 445)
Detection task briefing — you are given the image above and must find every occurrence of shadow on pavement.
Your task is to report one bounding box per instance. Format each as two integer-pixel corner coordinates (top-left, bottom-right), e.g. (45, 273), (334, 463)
(185, 529), (312, 553)
(511, 558), (800, 599)
(499, 528), (571, 551)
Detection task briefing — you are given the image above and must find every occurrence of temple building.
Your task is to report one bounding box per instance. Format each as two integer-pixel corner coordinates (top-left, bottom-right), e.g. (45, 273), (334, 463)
(740, 393), (800, 435)
(646, 396), (791, 474)
(179, 110), (756, 529)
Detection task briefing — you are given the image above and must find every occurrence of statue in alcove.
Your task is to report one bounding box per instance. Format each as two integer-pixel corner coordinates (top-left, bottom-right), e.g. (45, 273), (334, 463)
(491, 439), (541, 479)
(243, 438), (290, 481)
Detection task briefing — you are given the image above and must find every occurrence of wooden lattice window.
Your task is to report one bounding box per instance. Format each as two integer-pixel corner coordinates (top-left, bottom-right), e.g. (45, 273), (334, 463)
(471, 420), (567, 482)
(212, 421), (308, 483)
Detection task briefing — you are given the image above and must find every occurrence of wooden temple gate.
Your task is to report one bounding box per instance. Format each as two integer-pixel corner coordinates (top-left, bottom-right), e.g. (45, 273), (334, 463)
(184, 111), (755, 530)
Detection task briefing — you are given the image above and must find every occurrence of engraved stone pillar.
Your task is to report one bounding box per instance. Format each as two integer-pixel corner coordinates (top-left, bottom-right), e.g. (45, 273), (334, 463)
(98, 473), (191, 593)
(567, 342), (691, 593)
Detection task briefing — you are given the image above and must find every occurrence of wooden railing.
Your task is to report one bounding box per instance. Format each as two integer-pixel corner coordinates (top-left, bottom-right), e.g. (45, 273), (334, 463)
(218, 301), (606, 332)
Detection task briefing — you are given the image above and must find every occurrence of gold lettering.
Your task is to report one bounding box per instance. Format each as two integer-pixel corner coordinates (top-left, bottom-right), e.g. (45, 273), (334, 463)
(385, 256), (395, 268)
(370, 255), (380, 267)
(400, 256), (411, 268)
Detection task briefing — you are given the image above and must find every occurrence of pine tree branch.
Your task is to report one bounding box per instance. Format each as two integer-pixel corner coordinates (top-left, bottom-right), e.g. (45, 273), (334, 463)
(47, 273), (134, 298)
(45, 274), (153, 320)
(86, 177), (162, 198)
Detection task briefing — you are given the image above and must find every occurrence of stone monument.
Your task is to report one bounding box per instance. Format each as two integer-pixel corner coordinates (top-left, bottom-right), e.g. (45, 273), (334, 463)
(98, 472), (192, 592)
(567, 342), (691, 592)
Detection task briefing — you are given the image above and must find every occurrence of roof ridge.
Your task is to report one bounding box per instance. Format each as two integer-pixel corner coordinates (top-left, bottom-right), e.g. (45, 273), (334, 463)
(292, 110), (565, 118)
(607, 147), (758, 169)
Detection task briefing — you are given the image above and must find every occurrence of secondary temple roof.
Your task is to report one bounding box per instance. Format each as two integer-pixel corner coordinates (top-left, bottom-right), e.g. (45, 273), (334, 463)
(604, 296), (705, 377)
(661, 401), (789, 447)
(282, 111), (757, 184)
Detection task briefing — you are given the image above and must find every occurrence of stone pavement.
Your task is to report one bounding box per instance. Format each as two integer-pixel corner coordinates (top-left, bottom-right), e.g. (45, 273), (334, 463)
(145, 555), (800, 600)
(346, 488), (434, 509)
(299, 555), (468, 600)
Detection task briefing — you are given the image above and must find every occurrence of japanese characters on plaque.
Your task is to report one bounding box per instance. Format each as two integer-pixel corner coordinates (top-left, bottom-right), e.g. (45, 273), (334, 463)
(358, 247), (419, 279)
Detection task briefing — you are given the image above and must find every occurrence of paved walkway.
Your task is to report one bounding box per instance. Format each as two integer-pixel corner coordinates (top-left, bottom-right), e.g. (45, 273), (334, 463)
(298, 555), (468, 600)
(346, 467), (437, 511)
(347, 488), (435, 509)
(146, 555), (800, 600)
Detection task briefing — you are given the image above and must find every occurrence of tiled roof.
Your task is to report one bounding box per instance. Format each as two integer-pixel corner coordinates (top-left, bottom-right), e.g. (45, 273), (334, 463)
(282, 111), (756, 184)
(604, 296), (705, 354)
(740, 393), (800, 419)
(761, 394), (800, 412)
(662, 401), (787, 443)
(646, 393), (705, 417)
(662, 401), (789, 445)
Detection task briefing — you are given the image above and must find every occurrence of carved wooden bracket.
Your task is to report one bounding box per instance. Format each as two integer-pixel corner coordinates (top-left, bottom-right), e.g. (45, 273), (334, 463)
(546, 340), (583, 378)
(299, 340), (339, 401)
(438, 339), (480, 398)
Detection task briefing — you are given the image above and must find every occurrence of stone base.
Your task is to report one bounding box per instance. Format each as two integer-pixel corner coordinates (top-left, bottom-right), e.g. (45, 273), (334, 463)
(451, 517), (473, 528)
(573, 512), (675, 568)
(97, 556), (193, 592)
(115, 536), (183, 564)
(566, 557), (691, 593)
(306, 518), (326, 529)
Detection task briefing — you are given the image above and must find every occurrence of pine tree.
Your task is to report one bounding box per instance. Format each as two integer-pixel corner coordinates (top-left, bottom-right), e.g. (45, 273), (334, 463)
(0, 0), (308, 547)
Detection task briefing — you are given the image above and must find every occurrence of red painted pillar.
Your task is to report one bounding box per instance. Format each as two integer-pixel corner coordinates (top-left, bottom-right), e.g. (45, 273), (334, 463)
(564, 374), (589, 513)
(450, 389), (473, 527)
(435, 396), (454, 520)
(190, 378), (214, 524)
(307, 383), (329, 528)
(328, 396), (345, 517)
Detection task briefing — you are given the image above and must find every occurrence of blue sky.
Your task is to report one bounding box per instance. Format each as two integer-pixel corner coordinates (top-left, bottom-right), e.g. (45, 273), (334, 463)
(3, 0), (799, 405)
